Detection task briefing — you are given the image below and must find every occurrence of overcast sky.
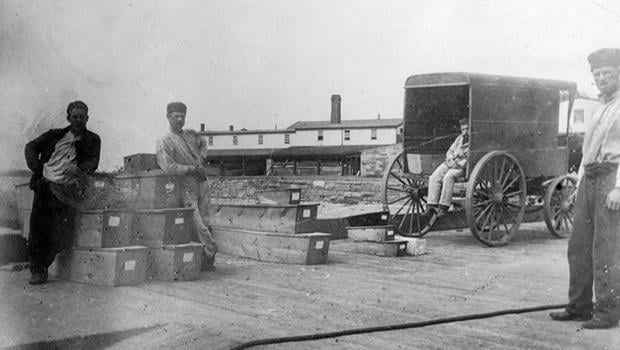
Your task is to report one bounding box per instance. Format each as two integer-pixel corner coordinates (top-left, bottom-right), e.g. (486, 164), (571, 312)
(2, 0), (620, 171)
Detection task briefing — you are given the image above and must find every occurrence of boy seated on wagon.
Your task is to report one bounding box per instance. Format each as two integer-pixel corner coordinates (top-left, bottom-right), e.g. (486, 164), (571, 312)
(425, 118), (469, 217)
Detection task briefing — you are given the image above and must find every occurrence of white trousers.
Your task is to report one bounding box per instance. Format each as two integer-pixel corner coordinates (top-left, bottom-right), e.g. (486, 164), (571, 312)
(427, 162), (464, 207)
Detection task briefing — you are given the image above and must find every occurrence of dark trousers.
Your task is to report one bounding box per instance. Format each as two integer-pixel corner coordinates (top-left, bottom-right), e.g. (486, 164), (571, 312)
(567, 163), (620, 320)
(28, 180), (76, 274)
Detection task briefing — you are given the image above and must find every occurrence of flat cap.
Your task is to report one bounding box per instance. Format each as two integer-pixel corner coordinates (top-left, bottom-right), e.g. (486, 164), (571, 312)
(588, 48), (620, 70)
(167, 102), (187, 114)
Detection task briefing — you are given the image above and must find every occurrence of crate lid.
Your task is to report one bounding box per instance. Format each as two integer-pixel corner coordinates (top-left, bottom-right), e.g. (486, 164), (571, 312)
(78, 208), (134, 214)
(345, 225), (395, 230)
(133, 207), (194, 214)
(114, 169), (181, 179)
(162, 242), (204, 250)
(209, 202), (319, 209)
(73, 245), (148, 252)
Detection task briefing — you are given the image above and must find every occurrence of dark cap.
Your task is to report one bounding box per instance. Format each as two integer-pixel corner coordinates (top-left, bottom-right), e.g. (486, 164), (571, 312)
(588, 48), (620, 70)
(66, 100), (88, 115)
(167, 102), (187, 114)
(459, 118), (468, 126)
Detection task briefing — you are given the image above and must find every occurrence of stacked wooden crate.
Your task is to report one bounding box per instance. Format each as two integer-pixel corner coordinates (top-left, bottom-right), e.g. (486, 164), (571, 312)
(209, 188), (331, 265)
(55, 154), (204, 286)
(55, 206), (149, 287)
(345, 212), (410, 257)
(344, 210), (428, 257)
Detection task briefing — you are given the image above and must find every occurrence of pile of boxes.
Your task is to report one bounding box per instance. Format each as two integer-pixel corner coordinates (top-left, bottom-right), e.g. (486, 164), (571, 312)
(345, 212), (427, 257)
(53, 153), (204, 287)
(209, 188), (332, 265)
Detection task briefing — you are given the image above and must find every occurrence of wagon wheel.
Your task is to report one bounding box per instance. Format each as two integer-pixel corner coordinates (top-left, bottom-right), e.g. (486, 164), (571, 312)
(543, 175), (577, 238)
(381, 152), (432, 237)
(465, 151), (526, 247)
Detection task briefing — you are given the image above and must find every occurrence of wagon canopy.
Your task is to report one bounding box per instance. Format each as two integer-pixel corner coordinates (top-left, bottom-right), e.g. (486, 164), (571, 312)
(402, 72), (577, 178)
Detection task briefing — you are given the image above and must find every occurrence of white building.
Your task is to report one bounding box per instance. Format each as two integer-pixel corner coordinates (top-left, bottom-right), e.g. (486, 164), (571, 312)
(200, 95), (403, 176)
(559, 97), (599, 134)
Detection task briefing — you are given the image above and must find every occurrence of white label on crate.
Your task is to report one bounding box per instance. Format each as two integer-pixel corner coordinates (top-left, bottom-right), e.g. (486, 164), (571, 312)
(94, 181), (105, 189)
(302, 209), (311, 218)
(124, 260), (136, 271)
(165, 182), (175, 194)
(313, 180), (325, 188)
(174, 217), (184, 225)
(381, 214), (388, 221)
(108, 216), (121, 227)
(183, 252), (194, 263)
(387, 230), (394, 237)
(291, 192), (300, 201)
(315, 240), (324, 249)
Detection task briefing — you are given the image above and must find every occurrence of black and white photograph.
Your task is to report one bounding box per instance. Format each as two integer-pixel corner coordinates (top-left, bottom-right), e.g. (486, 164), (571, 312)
(1, 1), (620, 349)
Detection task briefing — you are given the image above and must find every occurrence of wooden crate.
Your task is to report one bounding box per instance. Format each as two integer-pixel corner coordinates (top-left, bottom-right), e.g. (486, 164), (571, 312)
(346, 211), (390, 227)
(14, 183), (33, 214)
(208, 203), (318, 234)
(132, 208), (193, 247)
(79, 175), (117, 210)
(55, 246), (147, 287)
(394, 235), (428, 256)
(0, 228), (27, 264)
(146, 242), (203, 282)
(20, 209), (31, 240)
(212, 226), (330, 265)
(256, 188), (302, 205)
(346, 225), (395, 242)
(113, 170), (183, 209)
(352, 240), (408, 257)
(74, 209), (134, 248)
(123, 153), (160, 173)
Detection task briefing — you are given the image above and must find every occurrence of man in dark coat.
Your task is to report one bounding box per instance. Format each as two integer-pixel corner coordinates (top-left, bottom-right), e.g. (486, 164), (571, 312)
(24, 100), (101, 284)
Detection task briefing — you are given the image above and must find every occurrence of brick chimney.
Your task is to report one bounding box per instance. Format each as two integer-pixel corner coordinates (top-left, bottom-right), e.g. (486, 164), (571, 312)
(229, 125), (234, 131)
(330, 94), (341, 124)
(200, 123), (205, 132)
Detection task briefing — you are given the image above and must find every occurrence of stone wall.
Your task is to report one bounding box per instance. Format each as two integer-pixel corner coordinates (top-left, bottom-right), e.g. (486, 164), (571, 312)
(208, 175), (384, 205)
(360, 144), (402, 177)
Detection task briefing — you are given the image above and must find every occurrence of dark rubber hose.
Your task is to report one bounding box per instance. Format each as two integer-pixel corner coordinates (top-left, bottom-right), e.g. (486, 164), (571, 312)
(229, 303), (567, 350)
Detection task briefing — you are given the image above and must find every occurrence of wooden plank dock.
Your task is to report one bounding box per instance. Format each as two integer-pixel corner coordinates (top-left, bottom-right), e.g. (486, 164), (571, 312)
(1, 222), (619, 349)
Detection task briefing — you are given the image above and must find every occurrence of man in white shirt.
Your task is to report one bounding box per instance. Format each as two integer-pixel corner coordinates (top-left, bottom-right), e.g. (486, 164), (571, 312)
(156, 102), (217, 271)
(550, 48), (620, 329)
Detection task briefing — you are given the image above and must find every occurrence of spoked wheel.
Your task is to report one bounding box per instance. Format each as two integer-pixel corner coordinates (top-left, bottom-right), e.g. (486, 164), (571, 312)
(381, 152), (433, 237)
(465, 151), (526, 247)
(543, 175), (577, 238)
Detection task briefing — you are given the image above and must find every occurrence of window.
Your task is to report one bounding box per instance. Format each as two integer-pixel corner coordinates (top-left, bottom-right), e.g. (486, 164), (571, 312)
(208, 136), (213, 146)
(573, 109), (585, 124)
(371, 128), (377, 140)
(258, 134), (263, 145)
(317, 130), (324, 141)
(233, 135), (238, 145)
(344, 129), (350, 141)
(284, 134), (290, 144)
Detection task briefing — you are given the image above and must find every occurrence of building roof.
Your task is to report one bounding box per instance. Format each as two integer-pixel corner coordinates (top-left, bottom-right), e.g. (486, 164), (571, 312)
(271, 145), (377, 158)
(286, 118), (403, 130)
(200, 129), (292, 136)
(206, 148), (279, 158)
(206, 145), (379, 159)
